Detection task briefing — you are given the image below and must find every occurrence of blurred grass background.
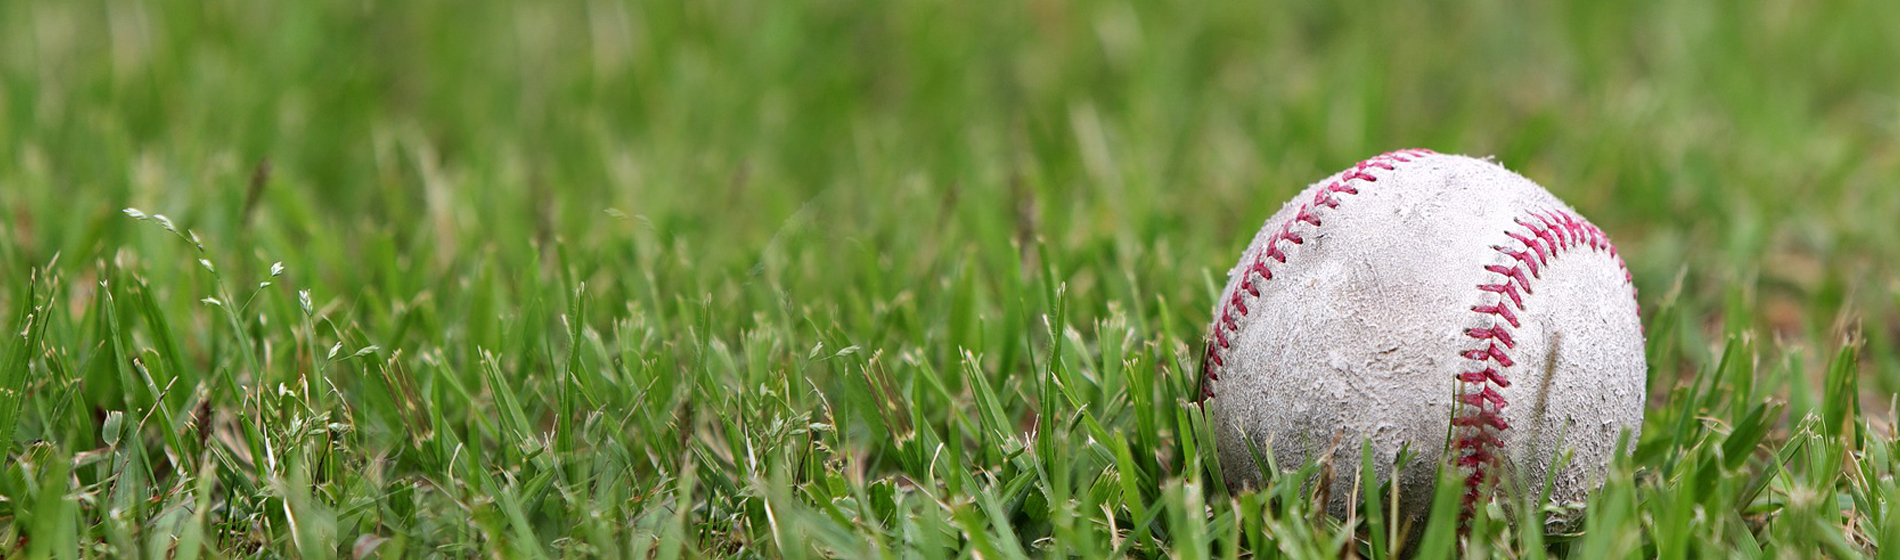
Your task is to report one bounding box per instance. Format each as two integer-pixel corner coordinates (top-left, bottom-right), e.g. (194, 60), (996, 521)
(1, 0), (1898, 556)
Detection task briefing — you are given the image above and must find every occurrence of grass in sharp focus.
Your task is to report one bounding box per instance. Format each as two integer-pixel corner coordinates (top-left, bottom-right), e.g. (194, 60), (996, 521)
(2, 0), (1900, 557)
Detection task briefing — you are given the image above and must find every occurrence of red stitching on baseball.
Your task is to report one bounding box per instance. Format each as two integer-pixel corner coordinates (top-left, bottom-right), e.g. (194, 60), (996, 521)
(1459, 386), (1508, 408)
(1471, 302), (1521, 328)
(1459, 368), (1511, 387)
(1506, 230), (1549, 265)
(1460, 343), (1516, 367)
(1198, 149), (1435, 401)
(1532, 219), (1561, 251)
(1452, 413), (1510, 431)
(1484, 265), (1533, 295)
(1464, 327), (1516, 348)
(1296, 207), (1322, 227)
(1477, 281), (1524, 309)
(1497, 246), (1542, 278)
(1452, 206), (1637, 522)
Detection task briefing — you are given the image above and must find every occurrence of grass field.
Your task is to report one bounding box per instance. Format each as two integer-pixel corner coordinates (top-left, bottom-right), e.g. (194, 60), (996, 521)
(3, 0), (1899, 557)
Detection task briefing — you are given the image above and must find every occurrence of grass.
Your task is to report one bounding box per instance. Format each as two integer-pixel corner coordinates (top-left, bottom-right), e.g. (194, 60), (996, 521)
(2, 0), (1899, 557)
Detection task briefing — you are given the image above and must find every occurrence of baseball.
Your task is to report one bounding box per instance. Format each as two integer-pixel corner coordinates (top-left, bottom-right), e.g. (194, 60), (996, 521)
(1200, 150), (1646, 524)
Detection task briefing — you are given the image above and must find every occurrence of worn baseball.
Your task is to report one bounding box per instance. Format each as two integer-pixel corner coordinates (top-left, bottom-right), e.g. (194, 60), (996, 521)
(1200, 150), (1645, 523)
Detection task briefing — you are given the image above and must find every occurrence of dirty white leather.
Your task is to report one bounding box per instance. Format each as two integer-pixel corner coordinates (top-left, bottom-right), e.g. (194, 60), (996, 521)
(1204, 150), (1645, 524)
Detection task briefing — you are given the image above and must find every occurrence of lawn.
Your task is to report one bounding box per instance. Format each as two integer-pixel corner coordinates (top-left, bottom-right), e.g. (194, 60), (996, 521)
(2, 0), (1898, 557)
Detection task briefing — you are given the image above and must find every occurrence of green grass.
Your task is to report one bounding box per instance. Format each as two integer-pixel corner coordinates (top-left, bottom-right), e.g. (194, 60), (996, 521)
(2, 0), (1899, 557)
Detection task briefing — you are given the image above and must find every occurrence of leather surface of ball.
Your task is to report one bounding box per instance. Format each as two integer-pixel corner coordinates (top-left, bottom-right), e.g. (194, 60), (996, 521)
(1200, 149), (1646, 522)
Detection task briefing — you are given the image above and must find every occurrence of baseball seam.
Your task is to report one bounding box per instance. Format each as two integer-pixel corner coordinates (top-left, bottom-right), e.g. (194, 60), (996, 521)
(1198, 149), (1436, 401)
(1453, 207), (1635, 515)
